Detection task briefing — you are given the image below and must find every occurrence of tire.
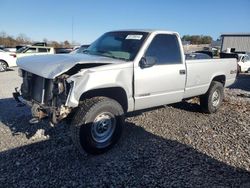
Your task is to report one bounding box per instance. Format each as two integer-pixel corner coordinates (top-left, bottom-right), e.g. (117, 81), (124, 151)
(0, 61), (8, 72)
(200, 81), (224, 114)
(70, 97), (124, 155)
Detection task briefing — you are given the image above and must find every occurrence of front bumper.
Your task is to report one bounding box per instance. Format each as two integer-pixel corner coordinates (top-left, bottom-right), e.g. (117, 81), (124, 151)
(13, 89), (32, 107)
(13, 89), (72, 124)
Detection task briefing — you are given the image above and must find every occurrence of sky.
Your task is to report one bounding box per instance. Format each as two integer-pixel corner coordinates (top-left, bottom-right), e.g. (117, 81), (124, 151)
(0, 0), (250, 44)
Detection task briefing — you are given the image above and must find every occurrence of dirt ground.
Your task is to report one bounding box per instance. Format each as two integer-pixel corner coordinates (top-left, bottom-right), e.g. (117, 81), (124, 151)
(0, 68), (249, 187)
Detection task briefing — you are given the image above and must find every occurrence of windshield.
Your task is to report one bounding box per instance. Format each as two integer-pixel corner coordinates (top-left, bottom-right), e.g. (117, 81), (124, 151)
(244, 55), (250, 62)
(16, 46), (28, 53)
(85, 31), (149, 61)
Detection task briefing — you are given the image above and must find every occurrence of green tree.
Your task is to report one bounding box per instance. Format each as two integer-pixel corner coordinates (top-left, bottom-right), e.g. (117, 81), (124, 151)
(51, 41), (61, 48)
(63, 40), (71, 48)
(201, 36), (212, 44)
(182, 35), (213, 44)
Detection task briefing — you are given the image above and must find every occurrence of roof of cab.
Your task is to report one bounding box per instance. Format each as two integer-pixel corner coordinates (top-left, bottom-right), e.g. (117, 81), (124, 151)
(109, 29), (179, 35)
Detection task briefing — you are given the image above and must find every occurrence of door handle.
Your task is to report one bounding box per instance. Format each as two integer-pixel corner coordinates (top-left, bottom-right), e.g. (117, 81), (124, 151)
(179, 70), (186, 75)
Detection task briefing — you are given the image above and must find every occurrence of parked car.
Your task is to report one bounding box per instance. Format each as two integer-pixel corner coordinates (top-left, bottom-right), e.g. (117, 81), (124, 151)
(0, 50), (17, 71)
(55, 48), (73, 54)
(32, 42), (47, 47)
(195, 50), (213, 58)
(4, 48), (16, 52)
(185, 52), (212, 60)
(14, 30), (237, 155)
(220, 52), (250, 73)
(237, 53), (250, 73)
(16, 46), (55, 58)
(70, 45), (90, 54)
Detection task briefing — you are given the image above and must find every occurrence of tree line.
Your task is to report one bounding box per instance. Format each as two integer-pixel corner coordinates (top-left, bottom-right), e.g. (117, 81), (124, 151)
(0, 31), (73, 48)
(1, 31), (213, 47)
(182, 35), (213, 45)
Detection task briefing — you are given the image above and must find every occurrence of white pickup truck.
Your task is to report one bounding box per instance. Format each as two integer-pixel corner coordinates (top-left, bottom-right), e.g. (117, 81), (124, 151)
(14, 30), (237, 155)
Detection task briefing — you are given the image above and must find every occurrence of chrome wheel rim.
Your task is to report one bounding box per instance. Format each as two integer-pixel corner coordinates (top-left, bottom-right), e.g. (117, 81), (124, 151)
(212, 90), (220, 107)
(91, 112), (116, 143)
(0, 62), (7, 72)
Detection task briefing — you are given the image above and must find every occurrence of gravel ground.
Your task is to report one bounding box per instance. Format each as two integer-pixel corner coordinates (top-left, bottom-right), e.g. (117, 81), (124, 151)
(0, 68), (250, 187)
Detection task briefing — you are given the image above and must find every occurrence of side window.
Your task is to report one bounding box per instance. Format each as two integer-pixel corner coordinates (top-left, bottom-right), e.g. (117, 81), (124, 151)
(38, 48), (49, 53)
(25, 47), (36, 53)
(242, 56), (249, 62)
(246, 56), (250, 61)
(145, 34), (182, 64)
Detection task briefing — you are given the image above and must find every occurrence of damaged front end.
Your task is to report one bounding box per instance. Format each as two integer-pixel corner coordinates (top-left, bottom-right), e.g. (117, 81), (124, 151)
(13, 69), (72, 125)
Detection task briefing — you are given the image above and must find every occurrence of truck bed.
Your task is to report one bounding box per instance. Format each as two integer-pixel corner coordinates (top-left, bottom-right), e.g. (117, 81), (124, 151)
(184, 58), (237, 98)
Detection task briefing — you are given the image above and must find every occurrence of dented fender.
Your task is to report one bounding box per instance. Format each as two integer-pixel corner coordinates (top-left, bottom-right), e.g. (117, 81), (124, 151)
(65, 62), (134, 111)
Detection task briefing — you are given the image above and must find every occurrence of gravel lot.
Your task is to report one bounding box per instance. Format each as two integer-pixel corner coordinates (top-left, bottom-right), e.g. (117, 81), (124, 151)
(0, 68), (250, 187)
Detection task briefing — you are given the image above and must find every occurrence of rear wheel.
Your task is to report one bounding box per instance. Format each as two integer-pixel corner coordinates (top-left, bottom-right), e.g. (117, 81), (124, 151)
(70, 97), (124, 155)
(200, 81), (224, 113)
(0, 61), (8, 72)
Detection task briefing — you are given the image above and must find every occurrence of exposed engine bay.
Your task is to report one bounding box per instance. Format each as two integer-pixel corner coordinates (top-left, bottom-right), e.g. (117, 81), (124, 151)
(15, 69), (71, 124)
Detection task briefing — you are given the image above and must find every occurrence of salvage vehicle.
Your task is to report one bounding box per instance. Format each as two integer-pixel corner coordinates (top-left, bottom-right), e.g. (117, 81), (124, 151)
(13, 30), (237, 155)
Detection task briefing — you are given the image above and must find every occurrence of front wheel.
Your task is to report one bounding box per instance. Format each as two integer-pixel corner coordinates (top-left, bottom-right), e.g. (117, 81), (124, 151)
(200, 81), (224, 113)
(70, 97), (124, 155)
(0, 61), (8, 72)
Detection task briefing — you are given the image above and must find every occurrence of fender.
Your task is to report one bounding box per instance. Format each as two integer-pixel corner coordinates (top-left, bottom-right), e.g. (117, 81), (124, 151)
(65, 63), (135, 112)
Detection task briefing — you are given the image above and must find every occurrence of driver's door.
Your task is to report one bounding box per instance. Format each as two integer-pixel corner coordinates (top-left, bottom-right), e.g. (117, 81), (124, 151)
(134, 34), (186, 110)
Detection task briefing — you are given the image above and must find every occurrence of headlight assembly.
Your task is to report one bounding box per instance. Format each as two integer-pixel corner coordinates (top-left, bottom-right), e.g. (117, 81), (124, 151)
(53, 81), (65, 95)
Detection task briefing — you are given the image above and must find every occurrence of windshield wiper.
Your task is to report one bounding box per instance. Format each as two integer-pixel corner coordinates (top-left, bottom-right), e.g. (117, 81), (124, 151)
(95, 50), (113, 55)
(110, 56), (129, 61)
(82, 49), (90, 54)
(86, 50), (129, 61)
(99, 53), (129, 61)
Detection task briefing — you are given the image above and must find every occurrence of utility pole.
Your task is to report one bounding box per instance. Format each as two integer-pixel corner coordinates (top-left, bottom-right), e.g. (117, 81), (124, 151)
(71, 16), (74, 46)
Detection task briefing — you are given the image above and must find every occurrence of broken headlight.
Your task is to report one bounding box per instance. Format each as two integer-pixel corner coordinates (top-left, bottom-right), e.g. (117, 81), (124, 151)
(53, 81), (65, 95)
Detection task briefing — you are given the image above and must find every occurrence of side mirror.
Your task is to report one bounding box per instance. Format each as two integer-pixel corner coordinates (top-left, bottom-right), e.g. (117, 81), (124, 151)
(139, 56), (157, 68)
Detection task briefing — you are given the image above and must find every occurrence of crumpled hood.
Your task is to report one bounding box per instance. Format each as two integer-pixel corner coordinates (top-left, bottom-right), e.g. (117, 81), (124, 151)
(17, 53), (124, 79)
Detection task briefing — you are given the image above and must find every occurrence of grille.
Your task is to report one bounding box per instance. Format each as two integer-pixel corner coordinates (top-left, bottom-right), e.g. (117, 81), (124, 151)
(21, 72), (53, 105)
(31, 75), (45, 103)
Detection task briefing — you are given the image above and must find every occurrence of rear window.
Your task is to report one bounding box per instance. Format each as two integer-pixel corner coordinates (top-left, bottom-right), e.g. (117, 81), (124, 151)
(38, 48), (50, 52)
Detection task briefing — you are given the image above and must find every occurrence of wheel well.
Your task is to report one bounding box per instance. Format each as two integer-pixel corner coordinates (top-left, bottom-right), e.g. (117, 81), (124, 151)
(212, 75), (226, 86)
(80, 87), (128, 112)
(0, 60), (9, 67)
